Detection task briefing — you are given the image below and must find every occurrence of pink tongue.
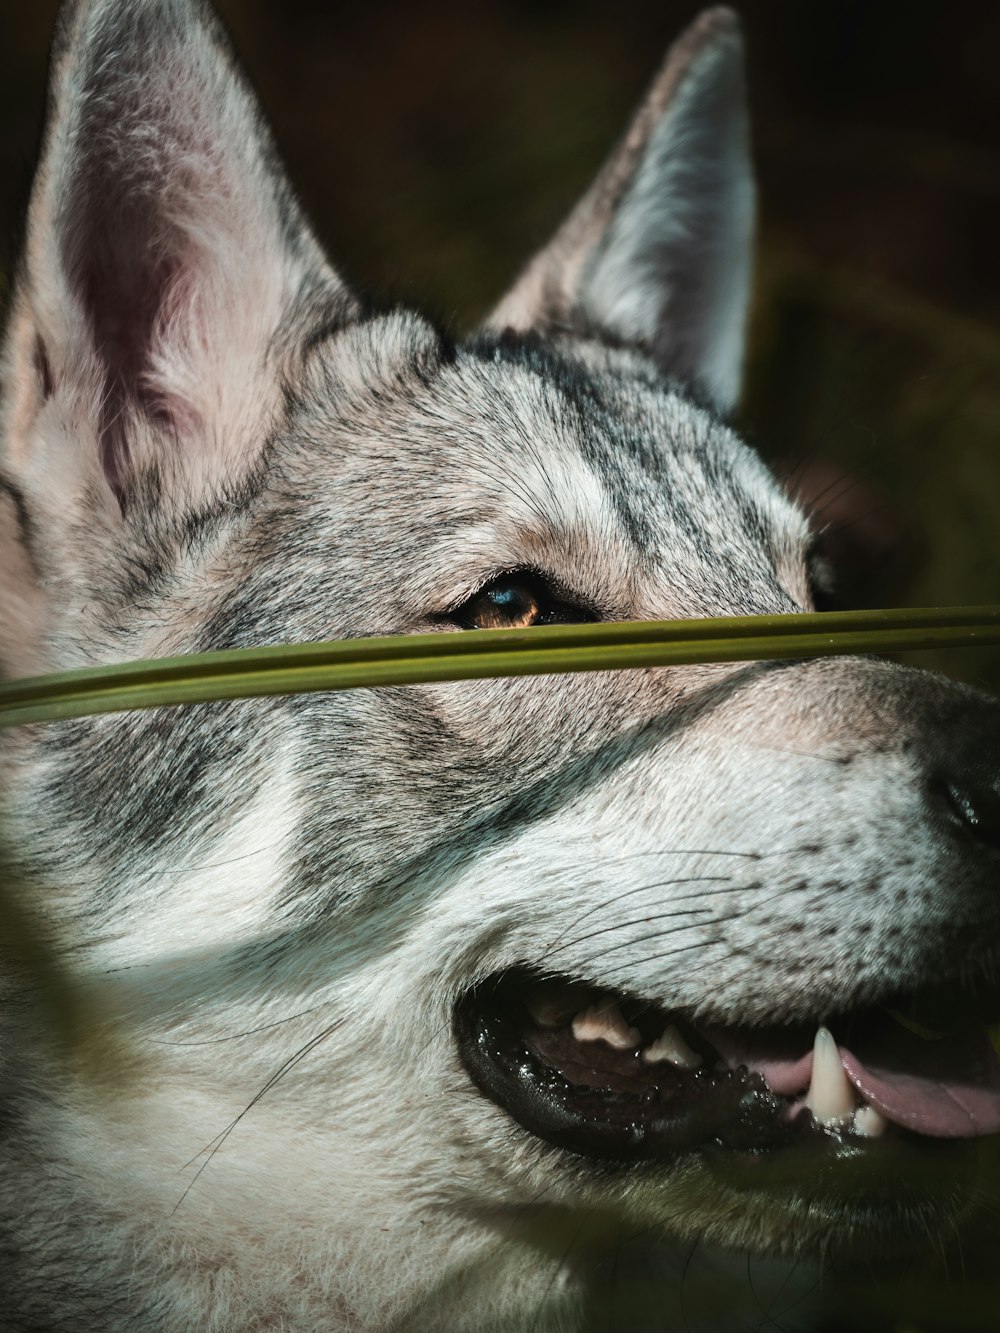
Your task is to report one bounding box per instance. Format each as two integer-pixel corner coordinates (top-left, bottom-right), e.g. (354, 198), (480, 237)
(702, 1018), (1000, 1137)
(839, 1020), (1000, 1136)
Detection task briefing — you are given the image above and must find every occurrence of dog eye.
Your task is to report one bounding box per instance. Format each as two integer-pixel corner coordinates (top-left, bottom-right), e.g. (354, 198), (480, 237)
(449, 573), (594, 630)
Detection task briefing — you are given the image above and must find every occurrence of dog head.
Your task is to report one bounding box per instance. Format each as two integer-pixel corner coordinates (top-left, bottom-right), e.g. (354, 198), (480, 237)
(2, 2), (999, 1327)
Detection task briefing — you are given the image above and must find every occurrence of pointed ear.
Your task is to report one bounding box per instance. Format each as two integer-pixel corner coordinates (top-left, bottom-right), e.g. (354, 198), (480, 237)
(1, 0), (353, 509)
(487, 7), (753, 415)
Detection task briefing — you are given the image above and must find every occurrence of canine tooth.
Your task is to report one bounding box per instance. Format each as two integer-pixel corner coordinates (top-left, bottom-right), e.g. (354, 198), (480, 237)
(642, 1024), (702, 1069)
(853, 1104), (890, 1138)
(805, 1027), (856, 1126)
(571, 996), (641, 1050)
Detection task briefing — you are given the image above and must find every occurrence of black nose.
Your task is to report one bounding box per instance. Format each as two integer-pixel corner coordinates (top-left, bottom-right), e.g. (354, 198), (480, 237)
(930, 712), (1000, 852)
(940, 769), (1000, 852)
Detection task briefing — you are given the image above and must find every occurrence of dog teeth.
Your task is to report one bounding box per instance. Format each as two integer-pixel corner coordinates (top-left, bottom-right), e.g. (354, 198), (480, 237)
(571, 996), (641, 1050)
(642, 1024), (702, 1069)
(852, 1104), (889, 1137)
(805, 1027), (857, 1126)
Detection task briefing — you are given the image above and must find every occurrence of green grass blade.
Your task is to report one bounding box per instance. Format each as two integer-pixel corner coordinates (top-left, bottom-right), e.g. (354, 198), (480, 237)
(2, 605), (999, 728)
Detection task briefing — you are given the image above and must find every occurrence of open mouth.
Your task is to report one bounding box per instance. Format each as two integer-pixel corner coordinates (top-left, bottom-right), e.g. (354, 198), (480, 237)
(455, 969), (1000, 1162)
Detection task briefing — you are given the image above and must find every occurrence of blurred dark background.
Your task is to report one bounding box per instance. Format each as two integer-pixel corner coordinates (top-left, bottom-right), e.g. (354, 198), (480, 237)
(1, 1), (997, 687)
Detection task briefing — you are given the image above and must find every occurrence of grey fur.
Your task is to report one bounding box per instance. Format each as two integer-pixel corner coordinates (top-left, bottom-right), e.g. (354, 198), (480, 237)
(1, 2), (998, 1330)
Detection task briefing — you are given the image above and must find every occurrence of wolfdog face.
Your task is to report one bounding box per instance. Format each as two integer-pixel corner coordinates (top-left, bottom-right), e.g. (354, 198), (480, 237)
(1, 2), (999, 1329)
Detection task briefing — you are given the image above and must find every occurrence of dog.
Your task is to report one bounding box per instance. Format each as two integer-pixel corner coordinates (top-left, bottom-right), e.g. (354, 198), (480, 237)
(2, 1), (999, 1329)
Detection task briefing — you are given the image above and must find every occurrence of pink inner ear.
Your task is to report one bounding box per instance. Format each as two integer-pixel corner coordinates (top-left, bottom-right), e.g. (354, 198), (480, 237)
(57, 46), (226, 502)
(69, 184), (186, 497)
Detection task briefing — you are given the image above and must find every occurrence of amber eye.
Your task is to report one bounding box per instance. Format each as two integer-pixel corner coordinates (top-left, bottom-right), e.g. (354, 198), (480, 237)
(464, 580), (539, 629)
(449, 572), (594, 630)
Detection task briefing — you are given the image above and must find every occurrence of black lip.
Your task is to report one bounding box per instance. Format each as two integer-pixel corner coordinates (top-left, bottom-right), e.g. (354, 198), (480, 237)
(455, 968), (1000, 1164)
(454, 972), (824, 1159)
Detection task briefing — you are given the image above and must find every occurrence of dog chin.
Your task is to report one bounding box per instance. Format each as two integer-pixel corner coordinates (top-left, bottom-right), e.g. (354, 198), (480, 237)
(677, 1146), (979, 1261)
